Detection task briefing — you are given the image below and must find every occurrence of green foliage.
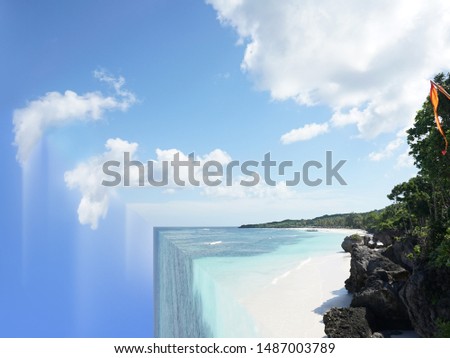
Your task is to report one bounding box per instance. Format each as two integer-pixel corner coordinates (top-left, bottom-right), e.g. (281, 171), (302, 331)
(413, 244), (421, 255)
(412, 226), (429, 239)
(240, 205), (414, 233)
(406, 244), (422, 261)
(387, 176), (432, 232)
(384, 73), (450, 265)
(349, 234), (362, 241)
(406, 73), (450, 228)
(436, 319), (450, 338)
(431, 230), (450, 268)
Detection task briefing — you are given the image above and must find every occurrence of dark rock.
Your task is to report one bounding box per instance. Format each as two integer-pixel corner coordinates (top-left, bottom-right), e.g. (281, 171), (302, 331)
(345, 245), (412, 330)
(363, 235), (372, 246)
(351, 272), (411, 330)
(344, 247), (369, 293)
(341, 234), (364, 253)
(400, 268), (433, 337)
(373, 230), (401, 247)
(361, 234), (380, 249)
(382, 239), (416, 271)
(400, 264), (450, 337)
(345, 245), (407, 292)
(323, 307), (373, 338)
(331, 230), (450, 337)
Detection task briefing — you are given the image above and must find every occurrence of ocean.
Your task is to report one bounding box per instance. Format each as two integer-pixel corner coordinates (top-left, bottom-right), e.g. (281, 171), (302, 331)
(154, 227), (353, 338)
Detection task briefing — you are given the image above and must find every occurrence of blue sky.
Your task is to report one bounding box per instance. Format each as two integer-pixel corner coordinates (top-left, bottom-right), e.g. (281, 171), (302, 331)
(1, 0), (449, 336)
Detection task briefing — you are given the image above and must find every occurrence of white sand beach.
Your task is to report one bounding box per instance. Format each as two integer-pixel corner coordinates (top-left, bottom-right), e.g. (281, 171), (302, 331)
(295, 227), (367, 236)
(241, 252), (352, 338)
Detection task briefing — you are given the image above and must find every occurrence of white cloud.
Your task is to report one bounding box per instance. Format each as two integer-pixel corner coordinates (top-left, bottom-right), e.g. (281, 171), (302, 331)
(368, 137), (404, 161)
(13, 70), (136, 165)
(207, 0), (450, 138)
(395, 149), (415, 169)
(93, 69), (136, 105)
(281, 122), (329, 144)
(199, 148), (233, 164)
(64, 138), (138, 230)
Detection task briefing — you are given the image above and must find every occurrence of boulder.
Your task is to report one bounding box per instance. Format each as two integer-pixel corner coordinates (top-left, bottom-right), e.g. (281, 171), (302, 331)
(323, 307), (374, 338)
(341, 234), (364, 253)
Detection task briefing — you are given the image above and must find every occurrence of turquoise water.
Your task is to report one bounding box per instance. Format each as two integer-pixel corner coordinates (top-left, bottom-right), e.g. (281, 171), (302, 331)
(154, 227), (350, 337)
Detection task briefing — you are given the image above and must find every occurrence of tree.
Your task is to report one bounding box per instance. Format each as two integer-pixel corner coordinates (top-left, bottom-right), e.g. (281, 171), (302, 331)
(387, 176), (432, 230)
(407, 73), (450, 226)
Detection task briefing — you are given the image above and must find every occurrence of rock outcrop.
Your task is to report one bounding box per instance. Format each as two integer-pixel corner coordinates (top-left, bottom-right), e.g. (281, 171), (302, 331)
(341, 234), (364, 253)
(344, 245), (411, 330)
(325, 231), (450, 338)
(351, 273), (411, 330)
(381, 238), (415, 271)
(323, 307), (377, 338)
(400, 264), (450, 337)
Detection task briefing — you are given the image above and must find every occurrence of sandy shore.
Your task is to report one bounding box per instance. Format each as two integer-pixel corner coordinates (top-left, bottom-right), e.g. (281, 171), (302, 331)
(293, 227), (367, 236)
(241, 252), (352, 338)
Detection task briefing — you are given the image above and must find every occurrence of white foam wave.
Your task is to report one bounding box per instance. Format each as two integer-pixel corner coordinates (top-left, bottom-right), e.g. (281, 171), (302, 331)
(271, 258), (312, 285)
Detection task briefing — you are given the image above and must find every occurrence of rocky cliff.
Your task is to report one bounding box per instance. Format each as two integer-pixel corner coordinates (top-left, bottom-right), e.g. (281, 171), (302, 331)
(324, 233), (450, 337)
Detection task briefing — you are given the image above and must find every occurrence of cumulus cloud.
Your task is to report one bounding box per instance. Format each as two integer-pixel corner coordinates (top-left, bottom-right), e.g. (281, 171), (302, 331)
(64, 138), (138, 230)
(207, 0), (450, 139)
(13, 70), (136, 164)
(281, 122), (329, 144)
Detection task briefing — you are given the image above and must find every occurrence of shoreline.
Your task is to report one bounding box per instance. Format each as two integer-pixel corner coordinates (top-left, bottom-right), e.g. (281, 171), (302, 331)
(290, 227), (367, 236)
(240, 251), (352, 338)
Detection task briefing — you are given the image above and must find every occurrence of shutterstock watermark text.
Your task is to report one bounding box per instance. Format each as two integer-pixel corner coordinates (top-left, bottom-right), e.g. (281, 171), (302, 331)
(102, 151), (347, 187)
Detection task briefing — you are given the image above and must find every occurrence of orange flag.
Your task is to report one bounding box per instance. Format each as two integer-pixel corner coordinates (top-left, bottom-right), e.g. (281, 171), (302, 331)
(430, 80), (449, 155)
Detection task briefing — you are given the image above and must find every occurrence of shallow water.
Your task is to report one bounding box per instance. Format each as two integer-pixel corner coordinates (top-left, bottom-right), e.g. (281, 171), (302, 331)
(154, 227), (353, 337)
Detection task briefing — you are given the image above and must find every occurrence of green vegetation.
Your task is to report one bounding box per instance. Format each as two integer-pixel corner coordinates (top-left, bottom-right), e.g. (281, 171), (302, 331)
(349, 234), (362, 241)
(240, 211), (383, 230)
(392, 73), (450, 265)
(431, 228), (450, 268)
(436, 319), (450, 338)
(240, 205), (408, 232)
